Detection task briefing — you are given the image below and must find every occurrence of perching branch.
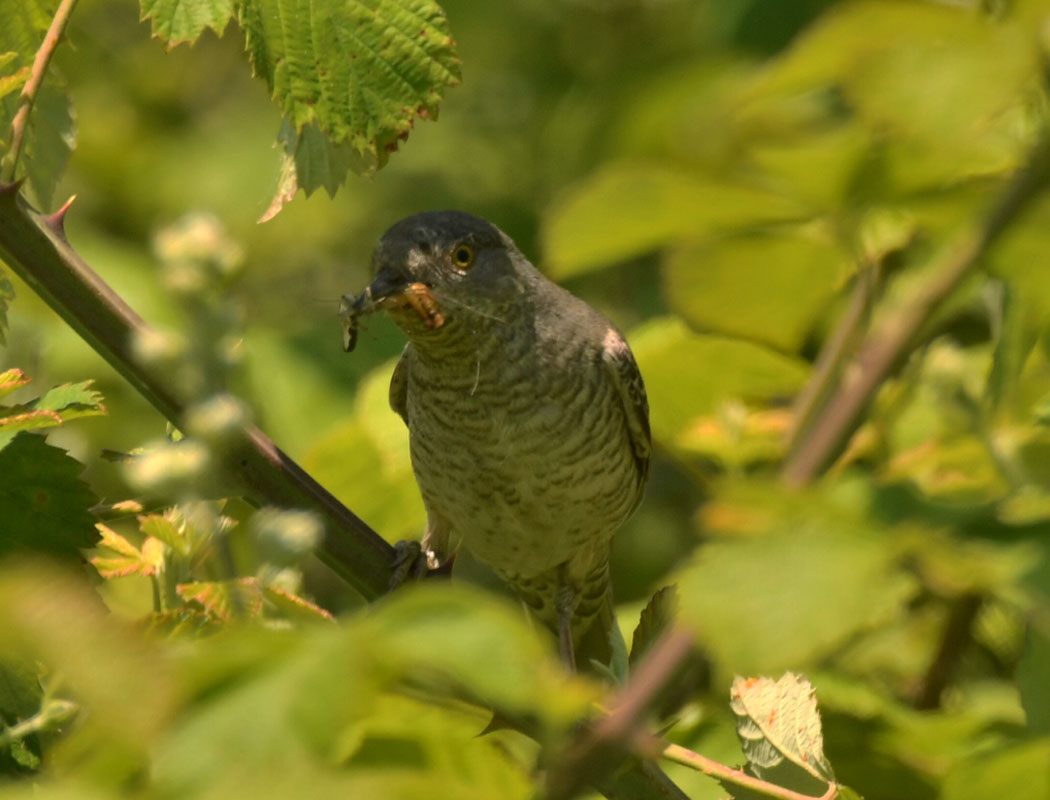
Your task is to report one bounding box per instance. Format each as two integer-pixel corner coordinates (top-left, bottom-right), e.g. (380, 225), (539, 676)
(782, 133), (1050, 487)
(662, 744), (838, 800)
(0, 183), (396, 599)
(0, 0), (79, 183)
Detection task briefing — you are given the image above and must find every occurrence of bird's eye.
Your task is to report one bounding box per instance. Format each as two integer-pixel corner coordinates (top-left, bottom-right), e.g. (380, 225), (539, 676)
(451, 243), (475, 270)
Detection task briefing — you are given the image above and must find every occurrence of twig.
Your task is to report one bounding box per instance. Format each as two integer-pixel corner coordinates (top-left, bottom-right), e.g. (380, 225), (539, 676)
(544, 627), (695, 800)
(0, 183), (396, 599)
(785, 257), (879, 461)
(662, 743), (838, 800)
(0, 0), (78, 184)
(914, 592), (983, 710)
(782, 134), (1050, 486)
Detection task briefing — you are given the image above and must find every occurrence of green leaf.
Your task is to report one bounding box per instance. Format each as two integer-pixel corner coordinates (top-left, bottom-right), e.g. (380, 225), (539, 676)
(0, 379), (106, 450)
(664, 230), (844, 352)
(942, 738), (1050, 800)
(0, 369), (30, 400)
(628, 317), (809, 451)
(89, 523), (158, 579)
(0, 658), (40, 720)
(140, 0), (235, 48)
(752, 1), (1037, 183)
(542, 162), (802, 279)
(629, 585), (678, 668)
(368, 583), (597, 727)
(177, 578), (266, 620)
(0, 270), (12, 345)
(676, 481), (916, 676)
(0, 433), (98, 560)
(22, 84), (75, 210)
(1018, 627), (1050, 735)
(33, 380), (106, 420)
(239, 0), (461, 200)
(729, 673), (833, 796)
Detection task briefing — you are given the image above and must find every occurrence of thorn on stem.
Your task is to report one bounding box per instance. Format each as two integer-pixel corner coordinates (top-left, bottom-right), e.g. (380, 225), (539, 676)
(42, 194), (76, 237)
(0, 177), (27, 197)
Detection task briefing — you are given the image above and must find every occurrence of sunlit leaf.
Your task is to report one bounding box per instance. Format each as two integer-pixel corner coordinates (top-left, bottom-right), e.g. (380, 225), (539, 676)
(90, 523), (157, 579)
(628, 317), (808, 451)
(729, 673), (833, 796)
(0, 369), (29, 400)
(678, 481), (916, 676)
(942, 738), (1050, 800)
(177, 578), (266, 620)
(0, 433), (98, 560)
(543, 162), (803, 279)
(664, 229), (844, 352)
(368, 583), (597, 726)
(140, 0), (235, 48)
(262, 585), (334, 623)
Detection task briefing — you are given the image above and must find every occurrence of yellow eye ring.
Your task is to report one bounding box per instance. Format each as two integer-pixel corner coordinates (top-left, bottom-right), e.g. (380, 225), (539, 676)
(451, 243), (475, 270)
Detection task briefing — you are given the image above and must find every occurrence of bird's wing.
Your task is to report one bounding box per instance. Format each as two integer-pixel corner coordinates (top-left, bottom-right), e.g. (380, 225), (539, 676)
(602, 329), (651, 481)
(389, 344), (411, 426)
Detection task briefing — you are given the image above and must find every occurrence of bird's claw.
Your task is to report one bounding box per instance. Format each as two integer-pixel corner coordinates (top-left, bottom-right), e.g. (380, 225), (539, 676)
(388, 540), (450, 590)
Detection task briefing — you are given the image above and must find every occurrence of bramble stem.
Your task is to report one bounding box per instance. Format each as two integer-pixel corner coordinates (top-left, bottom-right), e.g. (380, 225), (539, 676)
(0, 184), (396, 599)
(0, 0), (79, 184)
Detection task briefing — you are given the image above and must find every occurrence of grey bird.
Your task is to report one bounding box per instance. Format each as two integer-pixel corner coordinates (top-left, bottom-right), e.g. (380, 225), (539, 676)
(342, 211), (650, 669)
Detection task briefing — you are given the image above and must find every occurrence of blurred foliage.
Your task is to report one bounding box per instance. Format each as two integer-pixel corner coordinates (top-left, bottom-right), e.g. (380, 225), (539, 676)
(1, 0), (1050, 798)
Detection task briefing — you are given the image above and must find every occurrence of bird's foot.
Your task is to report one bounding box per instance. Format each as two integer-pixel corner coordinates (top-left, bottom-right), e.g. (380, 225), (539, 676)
(388, 540), (453, 590)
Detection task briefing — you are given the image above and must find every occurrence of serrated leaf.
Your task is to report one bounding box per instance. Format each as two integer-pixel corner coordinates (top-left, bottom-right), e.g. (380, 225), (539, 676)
(629, 585), (678, 667)
(0, 368), (29, 400)
(262, 585), (334, 622)
(239, 0), (461, 209)
(34, 380), (106, 420)
(139, 512), (191, 555)
(542, 162), (803, 279)
(90, 523), (157, 579)
(730, 673), (834, 795)
(177, 577), (266, 619)
(140, 0), (235, 47)
(0, 271), (12, 345)
(0, 432), (98, 560)
(260, 120), (366, 222)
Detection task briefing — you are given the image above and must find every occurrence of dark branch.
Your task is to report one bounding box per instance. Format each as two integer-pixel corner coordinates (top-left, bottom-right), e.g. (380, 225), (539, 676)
(0, 184), (396, 599)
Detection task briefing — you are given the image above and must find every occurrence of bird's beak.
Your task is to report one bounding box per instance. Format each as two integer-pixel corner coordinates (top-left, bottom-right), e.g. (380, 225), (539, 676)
(348, 268), (411, 315)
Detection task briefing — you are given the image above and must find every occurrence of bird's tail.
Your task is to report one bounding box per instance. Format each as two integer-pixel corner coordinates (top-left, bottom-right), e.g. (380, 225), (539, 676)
(575, 581), (627, 677)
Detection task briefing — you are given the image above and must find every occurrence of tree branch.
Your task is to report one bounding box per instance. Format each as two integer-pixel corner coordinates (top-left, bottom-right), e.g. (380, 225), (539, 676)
(662, 744), (838, 800)
(913, 592), (983, 710)
(0, 184), (396, 599)
(0, 0), (78, 184)
(545, 628), (695, 800)
(782, 134), (1050, 487)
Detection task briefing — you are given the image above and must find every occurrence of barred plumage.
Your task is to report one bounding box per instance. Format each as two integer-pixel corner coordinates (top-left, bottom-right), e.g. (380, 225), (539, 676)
(348, 211), (650, 667)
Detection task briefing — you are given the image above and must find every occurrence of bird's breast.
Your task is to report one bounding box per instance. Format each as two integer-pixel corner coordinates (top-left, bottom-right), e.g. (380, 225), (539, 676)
(403, 346), (641, 578)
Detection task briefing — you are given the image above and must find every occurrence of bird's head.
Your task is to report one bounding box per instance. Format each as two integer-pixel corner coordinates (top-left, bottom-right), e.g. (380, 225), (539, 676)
(341, 211), (530, 351)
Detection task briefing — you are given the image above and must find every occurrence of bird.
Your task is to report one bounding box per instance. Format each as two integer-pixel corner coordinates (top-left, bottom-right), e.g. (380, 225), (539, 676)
(341, 211), (651, 670)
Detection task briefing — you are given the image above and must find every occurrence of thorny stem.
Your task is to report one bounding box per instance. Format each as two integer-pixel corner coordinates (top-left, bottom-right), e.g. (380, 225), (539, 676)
(662, 743), (838, 800)
(0, 184), (397, 600)
(781, 133), (1050, 486)
(0, 0), (79, 184)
